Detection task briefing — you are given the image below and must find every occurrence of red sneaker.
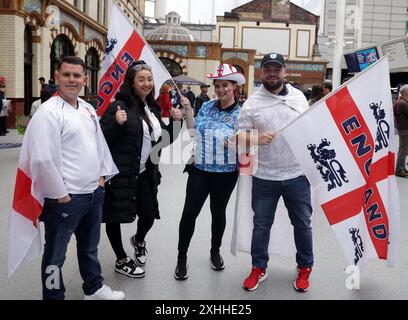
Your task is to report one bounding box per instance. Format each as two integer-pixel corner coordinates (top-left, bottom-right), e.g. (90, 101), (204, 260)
(243, 267), (268, 291)
(294, 266), (312, 292)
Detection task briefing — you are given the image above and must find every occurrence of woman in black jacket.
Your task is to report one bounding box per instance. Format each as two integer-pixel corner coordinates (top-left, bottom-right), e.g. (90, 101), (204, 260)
(100, 60), (183, 278)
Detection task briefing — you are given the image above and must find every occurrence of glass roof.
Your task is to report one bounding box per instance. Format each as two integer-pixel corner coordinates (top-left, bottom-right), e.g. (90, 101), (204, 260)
(147, 25), (196, 42)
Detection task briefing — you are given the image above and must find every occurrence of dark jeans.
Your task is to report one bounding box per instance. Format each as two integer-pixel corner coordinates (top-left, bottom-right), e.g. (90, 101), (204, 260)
(396, 133), (408, 173)
(40, 186), (105, 300)
(106, 170), (156, 260)
(251, 175), (313, 269)
(178, 166), (238, 258)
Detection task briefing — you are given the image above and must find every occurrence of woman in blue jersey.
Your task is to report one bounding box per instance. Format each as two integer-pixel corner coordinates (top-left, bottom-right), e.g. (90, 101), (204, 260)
(174, 64), (246, 280)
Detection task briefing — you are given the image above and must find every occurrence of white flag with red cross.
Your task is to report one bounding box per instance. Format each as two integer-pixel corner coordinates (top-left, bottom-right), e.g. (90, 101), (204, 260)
(280, 57), (400, 268)
(97, 2), (171, 117)
(231, 152), (297, 258)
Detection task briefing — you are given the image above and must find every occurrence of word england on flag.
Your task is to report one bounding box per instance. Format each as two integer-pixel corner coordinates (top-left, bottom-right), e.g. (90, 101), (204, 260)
(97, 2), (171, 117)
(281, 57), (399, 268)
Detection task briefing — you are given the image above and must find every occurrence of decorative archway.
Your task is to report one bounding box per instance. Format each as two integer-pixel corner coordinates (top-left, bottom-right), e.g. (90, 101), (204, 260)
(85, 38), (104, 65)
(49, 23), (80, 56)
(24, 12), (44, 37)
(50, 34), (75, 80)
(85, 48), (100, 96)
(159, 57), (183, 77)
(155, 50), (188, 74)
(222, 57), (250, 94)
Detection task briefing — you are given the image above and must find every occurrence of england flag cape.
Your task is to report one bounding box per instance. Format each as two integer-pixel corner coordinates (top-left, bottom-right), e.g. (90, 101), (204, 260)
(280, 57), (399, 268)
(8, 96), (118, 276)
(230, 162), (297, 258)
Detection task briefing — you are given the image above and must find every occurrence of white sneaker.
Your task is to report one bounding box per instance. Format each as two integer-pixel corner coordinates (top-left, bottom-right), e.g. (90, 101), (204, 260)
(84, 284), (125, 300)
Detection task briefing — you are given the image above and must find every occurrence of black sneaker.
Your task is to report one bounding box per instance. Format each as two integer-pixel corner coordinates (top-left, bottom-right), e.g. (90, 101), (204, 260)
(115, 257), (145, 278)
(130, 236), (147, 266)
(210, 252), (225, 271)
(174, 257), (188, 280)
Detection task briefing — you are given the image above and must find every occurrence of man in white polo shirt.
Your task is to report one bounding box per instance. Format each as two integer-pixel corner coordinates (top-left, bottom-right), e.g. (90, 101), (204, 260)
(237, 53), (314, 293)
(28, 56), (124, 300)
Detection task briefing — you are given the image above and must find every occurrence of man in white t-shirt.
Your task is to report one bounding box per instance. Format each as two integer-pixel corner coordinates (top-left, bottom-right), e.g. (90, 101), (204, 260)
(237, 53), (313, 293)
(28, 56), (124, 300)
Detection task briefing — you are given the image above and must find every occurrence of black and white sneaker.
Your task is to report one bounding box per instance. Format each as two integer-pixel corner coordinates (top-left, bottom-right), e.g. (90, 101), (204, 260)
(210, 252), (225, 271)
(115, 257), (145, 278)
(130, 236), (147, 266)
(174, 257), (188, 280)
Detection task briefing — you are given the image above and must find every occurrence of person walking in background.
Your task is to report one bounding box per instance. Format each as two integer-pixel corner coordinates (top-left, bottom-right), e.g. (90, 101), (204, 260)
(186, 86), (196, 109)
(237, 53), (313, 293)
(30, 78), (47, 117)
(30, 98), (42, 118)
(194, 84), (210, 116)
(38, 77), (46, 102)
(157, 84), (172, 118)
(303, 88), (312, 101)
(39, 77), (46, 87)
(174, 64), (246, 280)
(323, 82), (332, 96)
(238, 85), (247, 106)
(308, 85), (324, 106)
(41, 79), (58, 103)
(395, 84), (408, 177)
(0, 77), (10, 136)
(100, 60), (183, 278)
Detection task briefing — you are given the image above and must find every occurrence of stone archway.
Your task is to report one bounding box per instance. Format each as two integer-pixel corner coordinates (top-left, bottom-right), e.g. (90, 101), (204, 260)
(85, 39), (104, 66)
(50, 34), (75, 80)
(159, 57), (183, 77)
(223, 57), (249, 94)
(49, 23), (80, 56)
(24, 12), (44, 38)
(155, 50), (188, 75)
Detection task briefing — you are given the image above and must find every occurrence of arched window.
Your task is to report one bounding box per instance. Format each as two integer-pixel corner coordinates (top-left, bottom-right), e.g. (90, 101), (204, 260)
(50, 34), (74, 80)
(85, 48), (100, 95)
(24, 25), (33, 116)
(159, 57), (182, 77)
(233, 64), (245, 76)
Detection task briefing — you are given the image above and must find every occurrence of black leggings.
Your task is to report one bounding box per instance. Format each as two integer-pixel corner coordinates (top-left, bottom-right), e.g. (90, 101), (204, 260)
(178, 167), (238, 258)
(106, 171), (156, 260)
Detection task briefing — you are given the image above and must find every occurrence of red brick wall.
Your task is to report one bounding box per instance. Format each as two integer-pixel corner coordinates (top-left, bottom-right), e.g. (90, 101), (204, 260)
(6, 98), (24, 129)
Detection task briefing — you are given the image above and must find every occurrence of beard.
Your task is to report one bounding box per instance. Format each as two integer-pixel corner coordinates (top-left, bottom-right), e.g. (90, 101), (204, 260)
(262, 79), (283, 92)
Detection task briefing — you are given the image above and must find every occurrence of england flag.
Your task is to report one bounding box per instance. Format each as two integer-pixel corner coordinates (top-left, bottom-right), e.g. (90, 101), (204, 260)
(280, 57), (400, 268)
(97, 2), (171, 116)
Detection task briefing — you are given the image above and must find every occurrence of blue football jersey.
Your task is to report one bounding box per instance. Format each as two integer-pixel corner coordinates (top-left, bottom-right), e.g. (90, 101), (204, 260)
(193, 99), (240, 172)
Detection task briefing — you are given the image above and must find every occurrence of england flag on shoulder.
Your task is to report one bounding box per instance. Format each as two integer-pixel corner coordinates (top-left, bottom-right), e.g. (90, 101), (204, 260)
(280, 57), (400, 268)
(231, 153), (297, 258)
(97, 2), (171, 116)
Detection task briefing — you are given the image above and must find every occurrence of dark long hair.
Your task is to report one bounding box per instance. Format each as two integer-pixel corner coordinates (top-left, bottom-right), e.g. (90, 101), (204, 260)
(119, 60), (159, 126)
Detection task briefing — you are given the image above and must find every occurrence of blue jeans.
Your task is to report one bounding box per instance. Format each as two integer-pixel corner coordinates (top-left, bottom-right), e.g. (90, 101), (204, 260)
(251, 175), (313, 269)
(40, 186), (105, 300)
